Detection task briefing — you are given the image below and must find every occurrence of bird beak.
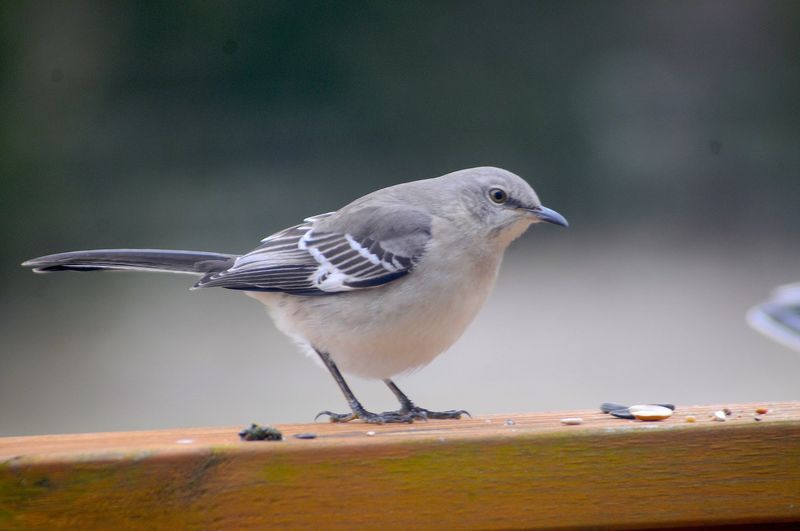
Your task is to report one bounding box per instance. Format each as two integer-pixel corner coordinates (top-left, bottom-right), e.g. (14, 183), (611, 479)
(527, 205), (569, 227)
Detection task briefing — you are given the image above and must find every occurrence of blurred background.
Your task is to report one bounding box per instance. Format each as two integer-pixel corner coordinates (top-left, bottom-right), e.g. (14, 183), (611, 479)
(1, 1), (799, 436)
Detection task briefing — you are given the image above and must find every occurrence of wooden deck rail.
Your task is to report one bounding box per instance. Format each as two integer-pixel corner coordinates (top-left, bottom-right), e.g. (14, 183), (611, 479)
(2, 402), (799, 529)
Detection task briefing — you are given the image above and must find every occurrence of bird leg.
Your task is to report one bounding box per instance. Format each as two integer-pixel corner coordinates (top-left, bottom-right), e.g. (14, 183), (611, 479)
(382, 379), (470, 420)
(313, 349), (417, 424)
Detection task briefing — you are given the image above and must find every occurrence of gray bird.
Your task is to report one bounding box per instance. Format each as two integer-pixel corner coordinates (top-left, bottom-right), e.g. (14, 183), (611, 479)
(23, 167), (568, 423)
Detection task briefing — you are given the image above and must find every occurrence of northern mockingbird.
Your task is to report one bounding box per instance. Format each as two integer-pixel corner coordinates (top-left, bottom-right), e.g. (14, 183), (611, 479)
(23, 166), (568, 423)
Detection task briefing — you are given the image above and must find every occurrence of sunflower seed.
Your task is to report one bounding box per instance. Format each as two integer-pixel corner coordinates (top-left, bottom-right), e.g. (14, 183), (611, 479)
(629, 405), (673, 421)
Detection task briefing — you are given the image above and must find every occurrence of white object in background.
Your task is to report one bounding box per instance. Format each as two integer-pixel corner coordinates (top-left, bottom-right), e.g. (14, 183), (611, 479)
(747, 283), (800, 352)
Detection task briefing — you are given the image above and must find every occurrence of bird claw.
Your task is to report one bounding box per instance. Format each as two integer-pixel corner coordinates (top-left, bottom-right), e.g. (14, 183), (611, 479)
(315, 407), (470, 424)
(314, 410), (356, 423)
(404, 407), (471, 420)
(315, 409), (417, 424)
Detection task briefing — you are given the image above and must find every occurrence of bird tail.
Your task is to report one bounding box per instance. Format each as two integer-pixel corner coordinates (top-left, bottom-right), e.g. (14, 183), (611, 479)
(22, 249), (237, 275)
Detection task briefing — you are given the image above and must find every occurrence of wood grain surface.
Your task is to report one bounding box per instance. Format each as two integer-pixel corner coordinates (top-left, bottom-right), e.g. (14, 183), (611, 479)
(2, 402), (799, 529)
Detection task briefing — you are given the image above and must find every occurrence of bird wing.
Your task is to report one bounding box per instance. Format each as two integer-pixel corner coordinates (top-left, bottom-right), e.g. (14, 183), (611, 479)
(194, 208), (432, 295)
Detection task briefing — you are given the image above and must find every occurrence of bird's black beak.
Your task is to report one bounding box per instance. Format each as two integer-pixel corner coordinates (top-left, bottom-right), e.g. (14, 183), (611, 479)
(527, 205), (569, 227)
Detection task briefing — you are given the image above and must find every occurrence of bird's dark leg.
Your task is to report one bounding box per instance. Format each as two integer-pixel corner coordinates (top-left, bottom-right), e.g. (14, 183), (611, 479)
(382, 379), (470, 420)
(313, 349), (416, 424)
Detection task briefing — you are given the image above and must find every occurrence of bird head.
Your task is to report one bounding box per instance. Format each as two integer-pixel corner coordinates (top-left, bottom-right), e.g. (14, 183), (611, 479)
(442, 167), (568, 246)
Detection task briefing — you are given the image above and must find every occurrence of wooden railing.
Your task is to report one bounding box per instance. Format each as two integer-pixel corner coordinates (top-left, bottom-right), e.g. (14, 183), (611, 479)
(2, 401), (799, 529)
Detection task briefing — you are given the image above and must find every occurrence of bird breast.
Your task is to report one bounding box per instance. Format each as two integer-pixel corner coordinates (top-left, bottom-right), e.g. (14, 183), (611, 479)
(249, 240), (504, 379)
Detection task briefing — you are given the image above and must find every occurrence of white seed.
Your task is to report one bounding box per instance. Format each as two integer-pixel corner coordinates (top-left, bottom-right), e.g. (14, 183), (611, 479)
(366, 430), (376, 436)
(629, 405), (673, 421)
(712, 410), (727, 421)
(560, 417), (583, 425)
(505, 419), (516, 426)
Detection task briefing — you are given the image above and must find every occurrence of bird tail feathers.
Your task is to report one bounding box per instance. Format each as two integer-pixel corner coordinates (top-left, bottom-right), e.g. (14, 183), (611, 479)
(22, 249), (237, 275)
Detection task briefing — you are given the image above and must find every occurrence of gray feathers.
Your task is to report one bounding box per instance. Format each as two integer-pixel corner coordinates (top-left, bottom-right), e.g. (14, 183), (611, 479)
(22, 206), (432, 297)
(195, 206), (432, 295)
(22, 249), (236, 274)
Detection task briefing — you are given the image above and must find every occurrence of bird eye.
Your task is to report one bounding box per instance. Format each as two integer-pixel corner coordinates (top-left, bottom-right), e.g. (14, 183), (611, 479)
(489, 188), (508, 204)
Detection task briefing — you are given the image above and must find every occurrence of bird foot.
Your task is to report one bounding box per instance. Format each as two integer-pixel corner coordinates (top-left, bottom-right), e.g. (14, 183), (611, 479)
(315, 406), (470, 424)
(402, 406), (471, 420)
(315, 408), (421, 424)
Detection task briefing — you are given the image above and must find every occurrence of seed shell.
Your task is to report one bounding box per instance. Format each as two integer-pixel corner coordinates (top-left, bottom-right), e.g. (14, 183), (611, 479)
(629, 405), (673, 421)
